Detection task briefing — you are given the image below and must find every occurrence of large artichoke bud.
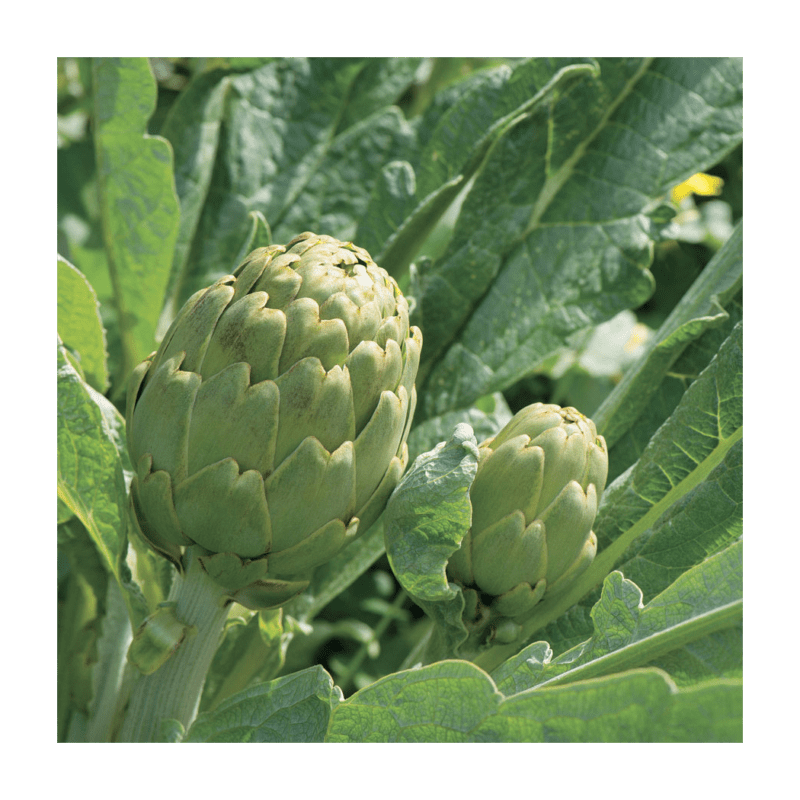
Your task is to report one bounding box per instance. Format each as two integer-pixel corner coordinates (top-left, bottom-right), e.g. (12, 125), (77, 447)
(126, 232), (422, 609)
(447, 403), (608, 627)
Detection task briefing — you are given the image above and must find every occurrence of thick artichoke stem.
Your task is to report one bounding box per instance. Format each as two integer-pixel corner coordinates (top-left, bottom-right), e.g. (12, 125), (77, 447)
(116, 550), (231, 742)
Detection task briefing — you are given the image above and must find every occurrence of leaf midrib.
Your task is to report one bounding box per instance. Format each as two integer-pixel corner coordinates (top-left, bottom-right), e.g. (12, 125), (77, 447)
(521, 58), (655, 240)
(533, 598), (743, 691)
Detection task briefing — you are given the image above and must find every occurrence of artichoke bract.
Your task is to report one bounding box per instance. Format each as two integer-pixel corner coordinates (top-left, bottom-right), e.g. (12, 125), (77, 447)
(447, 403), (608, 626)
(126, 232), (422, 609)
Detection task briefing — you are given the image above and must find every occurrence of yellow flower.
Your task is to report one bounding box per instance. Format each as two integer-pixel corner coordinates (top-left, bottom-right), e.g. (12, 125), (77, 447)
(670, 172), (724, 204)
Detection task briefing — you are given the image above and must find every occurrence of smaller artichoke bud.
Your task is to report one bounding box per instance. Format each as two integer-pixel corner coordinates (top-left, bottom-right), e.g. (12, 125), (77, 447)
(447, 403), (607, 625)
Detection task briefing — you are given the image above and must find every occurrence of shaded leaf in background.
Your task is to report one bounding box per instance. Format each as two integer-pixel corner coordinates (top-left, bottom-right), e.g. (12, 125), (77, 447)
(57, 561), (100, 742)
(594, 220), (742, 453)
(283, 521), (389, 626)
(201, 609), (294, 713)
(407, 391), (513, 463)
(158, 69), (230, 330)
(160, 58), (420, 314)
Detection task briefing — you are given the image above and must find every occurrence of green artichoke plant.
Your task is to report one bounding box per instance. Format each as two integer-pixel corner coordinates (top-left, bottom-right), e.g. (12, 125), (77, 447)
(447, 403), (608, 631)
(126, 232), (422, 609)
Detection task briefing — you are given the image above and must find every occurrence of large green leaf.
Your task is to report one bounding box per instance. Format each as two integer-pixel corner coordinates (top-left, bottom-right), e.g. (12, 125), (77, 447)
(491, 540), (741, 693)
(415, 57), (743, 418)
(91, 57), (180, 379)
(57, 256), (109, 392)
(605, 294), (742, 484)
(57, 339), (146, 625)
(324, 659), (740, 742)
(471, 670), (741, 743)
(363, 60), (598, 276)
(593, 322), (742, 577)
(184, 665), (341, 742)
(57, 339), (127, 574)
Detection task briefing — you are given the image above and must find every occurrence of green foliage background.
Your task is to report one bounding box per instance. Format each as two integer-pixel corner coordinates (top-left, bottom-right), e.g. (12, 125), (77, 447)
(57, 57), (742, 742)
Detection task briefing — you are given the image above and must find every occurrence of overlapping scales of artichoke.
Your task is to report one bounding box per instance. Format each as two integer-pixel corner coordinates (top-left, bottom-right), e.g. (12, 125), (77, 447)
(447, 403), (608, 627)
(126, 233), (421, 609)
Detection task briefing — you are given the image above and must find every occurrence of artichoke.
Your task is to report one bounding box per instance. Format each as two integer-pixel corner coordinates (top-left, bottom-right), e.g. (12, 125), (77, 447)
(126, 232), (422, 608)
(447, 403), (608, 626)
